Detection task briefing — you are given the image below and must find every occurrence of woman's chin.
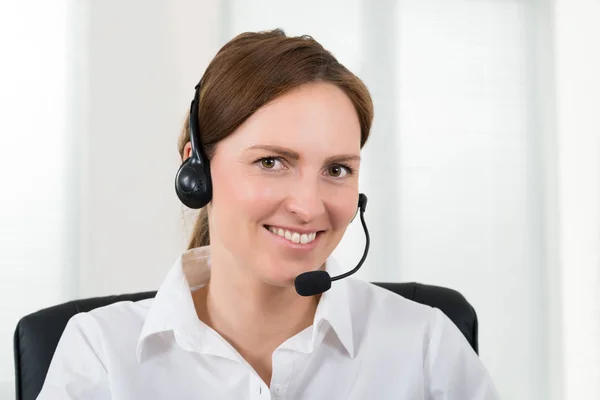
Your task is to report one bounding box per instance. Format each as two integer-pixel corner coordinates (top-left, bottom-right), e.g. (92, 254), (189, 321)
(258, 265), (313, 289)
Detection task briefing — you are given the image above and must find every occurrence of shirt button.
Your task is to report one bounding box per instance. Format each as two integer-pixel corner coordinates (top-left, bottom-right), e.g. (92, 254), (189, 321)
(272, 384), (287, 397)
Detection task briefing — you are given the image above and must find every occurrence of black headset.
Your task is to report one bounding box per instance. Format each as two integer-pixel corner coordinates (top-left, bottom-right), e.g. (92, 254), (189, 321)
(174, 84), (213, 209)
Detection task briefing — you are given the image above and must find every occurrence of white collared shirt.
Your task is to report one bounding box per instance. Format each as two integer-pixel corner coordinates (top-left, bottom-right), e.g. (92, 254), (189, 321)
(37, 246), (500, 399)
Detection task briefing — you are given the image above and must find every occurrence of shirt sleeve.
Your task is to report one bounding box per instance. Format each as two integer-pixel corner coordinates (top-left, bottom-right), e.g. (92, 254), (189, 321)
(424, 308), (501, 400)
(36, 312), (111, 400)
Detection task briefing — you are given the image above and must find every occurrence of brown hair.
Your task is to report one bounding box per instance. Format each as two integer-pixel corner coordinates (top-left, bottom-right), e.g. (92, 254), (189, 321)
(177, 29), (374, 250)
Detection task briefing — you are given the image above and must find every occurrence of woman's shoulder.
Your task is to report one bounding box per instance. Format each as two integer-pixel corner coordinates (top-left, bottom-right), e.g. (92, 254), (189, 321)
(38, 298), (156, 398)
(345, 278), (436, 321)
(82, 296), (153, 321)
(341, 278), (439, 347)
(66, 297), (155, 346)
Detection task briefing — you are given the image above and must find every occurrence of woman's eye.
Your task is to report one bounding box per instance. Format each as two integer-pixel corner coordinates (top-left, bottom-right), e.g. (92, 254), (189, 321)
(257, 157), (284, 170)
(327, 164), (350, 178)
(261, 158), (276, 169)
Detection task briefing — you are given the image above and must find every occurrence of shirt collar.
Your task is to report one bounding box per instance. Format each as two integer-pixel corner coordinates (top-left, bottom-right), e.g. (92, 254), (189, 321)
(311, 257), (355, 357)
(136, 246), (355, 362)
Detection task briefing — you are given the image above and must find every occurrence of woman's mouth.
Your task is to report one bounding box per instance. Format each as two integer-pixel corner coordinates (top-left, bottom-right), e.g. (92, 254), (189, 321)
(264, 225), (322, 245)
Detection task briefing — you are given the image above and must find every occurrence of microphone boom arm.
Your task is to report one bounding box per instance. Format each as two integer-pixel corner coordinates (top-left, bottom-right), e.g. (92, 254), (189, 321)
(330, 206), (370, 282)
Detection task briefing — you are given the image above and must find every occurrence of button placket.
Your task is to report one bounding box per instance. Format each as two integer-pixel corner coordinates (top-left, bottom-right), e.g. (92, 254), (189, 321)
(249, 373), (270, 400)
(258, 383), (270, 399)
(271, 349), (299, 399)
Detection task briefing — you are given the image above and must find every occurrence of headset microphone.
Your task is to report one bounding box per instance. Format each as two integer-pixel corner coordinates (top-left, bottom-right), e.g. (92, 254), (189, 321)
(294, 193), (370, 296)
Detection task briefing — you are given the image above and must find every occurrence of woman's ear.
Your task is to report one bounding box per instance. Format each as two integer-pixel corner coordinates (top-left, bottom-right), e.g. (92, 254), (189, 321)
(183, 142), (193, 161)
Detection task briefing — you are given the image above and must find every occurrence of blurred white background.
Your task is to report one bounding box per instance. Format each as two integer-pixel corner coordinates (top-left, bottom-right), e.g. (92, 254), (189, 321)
(1, 0), (599, 399)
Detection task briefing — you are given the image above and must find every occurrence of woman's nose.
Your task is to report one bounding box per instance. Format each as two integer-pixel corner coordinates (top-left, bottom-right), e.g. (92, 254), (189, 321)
(284, 181), (326, 222)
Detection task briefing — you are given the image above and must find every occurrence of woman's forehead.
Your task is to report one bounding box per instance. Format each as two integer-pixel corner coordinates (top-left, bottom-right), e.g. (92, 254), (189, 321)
(222, 82), (362, 155)
(253, 82), (359, 126)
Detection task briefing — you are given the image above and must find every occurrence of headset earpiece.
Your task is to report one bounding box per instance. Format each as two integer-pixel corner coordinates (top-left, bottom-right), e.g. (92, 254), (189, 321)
(174, 84), (213, 209)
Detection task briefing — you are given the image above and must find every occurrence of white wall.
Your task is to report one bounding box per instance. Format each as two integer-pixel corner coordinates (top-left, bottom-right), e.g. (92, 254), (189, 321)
(0, 1), (68, 397)
(553, 0), (600, 397)
(393, 2), (547, 399)
(78, 0), (222, 297)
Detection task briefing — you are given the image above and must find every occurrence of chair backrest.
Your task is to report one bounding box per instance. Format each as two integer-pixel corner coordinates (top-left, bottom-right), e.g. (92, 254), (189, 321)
(13, 282), (478, 400)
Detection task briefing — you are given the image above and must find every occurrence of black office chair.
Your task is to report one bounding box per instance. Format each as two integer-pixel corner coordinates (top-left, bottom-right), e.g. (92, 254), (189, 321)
(13, 282), (478, 400)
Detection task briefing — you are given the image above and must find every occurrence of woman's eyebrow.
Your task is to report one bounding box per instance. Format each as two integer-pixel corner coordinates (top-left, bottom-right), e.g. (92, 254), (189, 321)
(247, 145), (300, 160)
(247, 144), (361, 164)
(325, 154), (361, 164)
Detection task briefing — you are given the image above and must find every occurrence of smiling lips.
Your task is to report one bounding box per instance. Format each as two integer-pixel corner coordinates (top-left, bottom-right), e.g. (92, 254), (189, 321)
(265, 225), (319, 244)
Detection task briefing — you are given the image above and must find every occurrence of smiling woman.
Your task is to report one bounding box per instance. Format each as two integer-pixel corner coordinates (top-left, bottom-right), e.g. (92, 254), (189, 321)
(194, 81), (364, 290)
(178, 30), (372, 252)
(37, 29), (500, 399)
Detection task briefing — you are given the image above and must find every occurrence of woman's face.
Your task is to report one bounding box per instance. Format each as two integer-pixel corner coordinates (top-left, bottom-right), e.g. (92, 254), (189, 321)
(205, 82), (362, 287)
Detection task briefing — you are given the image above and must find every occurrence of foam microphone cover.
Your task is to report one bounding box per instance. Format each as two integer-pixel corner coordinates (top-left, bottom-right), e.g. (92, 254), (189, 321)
(294, 270), (332, 296)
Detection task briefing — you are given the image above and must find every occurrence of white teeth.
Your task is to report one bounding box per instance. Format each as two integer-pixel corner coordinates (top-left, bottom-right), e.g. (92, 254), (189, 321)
(291, 232), (300, 243)
(267, 226), (318, 244)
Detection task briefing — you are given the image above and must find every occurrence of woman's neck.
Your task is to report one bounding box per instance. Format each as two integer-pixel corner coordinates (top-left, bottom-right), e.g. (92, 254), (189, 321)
(191, 250), (320, 384)
(198, 274), (318, 343)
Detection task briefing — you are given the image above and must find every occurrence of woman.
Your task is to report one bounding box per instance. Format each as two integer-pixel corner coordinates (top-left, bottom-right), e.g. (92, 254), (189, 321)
(38, 29), (500, 399)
